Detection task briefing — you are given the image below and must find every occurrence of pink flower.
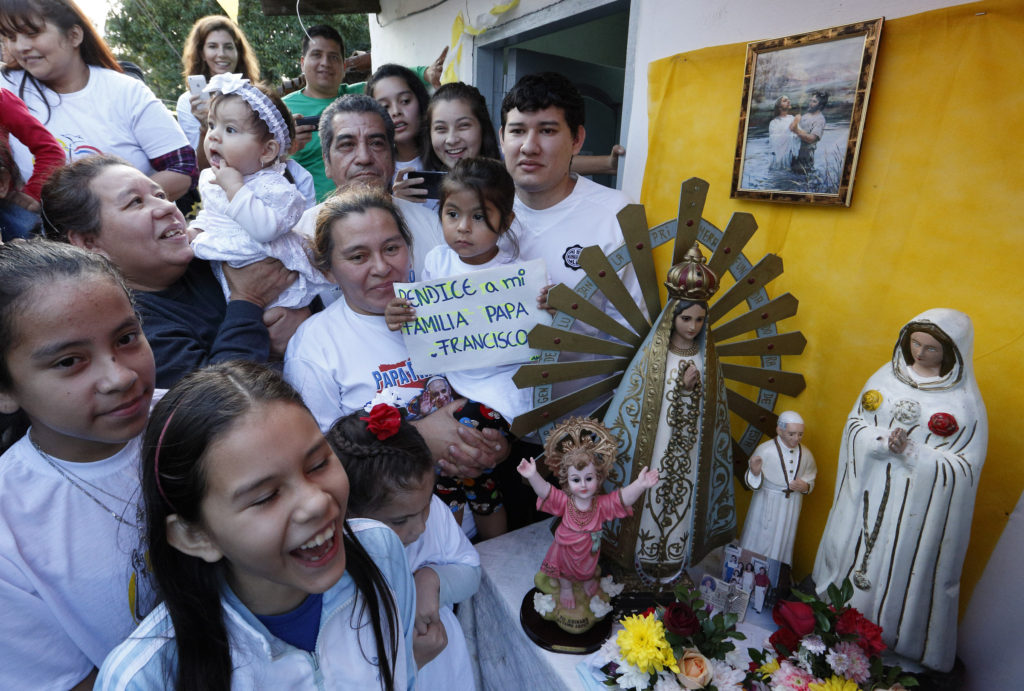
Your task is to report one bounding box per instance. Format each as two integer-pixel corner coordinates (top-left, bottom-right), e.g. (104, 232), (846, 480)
(769, 660), (816, 691)
(826, 641), (870, 683)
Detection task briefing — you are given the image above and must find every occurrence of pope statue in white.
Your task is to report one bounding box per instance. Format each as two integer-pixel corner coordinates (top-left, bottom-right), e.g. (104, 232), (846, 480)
(739, 411), (816, 564)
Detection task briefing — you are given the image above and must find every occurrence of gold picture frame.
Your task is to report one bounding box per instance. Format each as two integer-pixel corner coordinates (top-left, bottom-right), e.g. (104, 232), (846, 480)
(731, 18), (883, 206)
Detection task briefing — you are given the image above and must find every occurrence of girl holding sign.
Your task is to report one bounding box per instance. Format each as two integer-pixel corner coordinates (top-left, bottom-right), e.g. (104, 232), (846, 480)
(386, 157), (551, 536)
(283, 186), (510, 539)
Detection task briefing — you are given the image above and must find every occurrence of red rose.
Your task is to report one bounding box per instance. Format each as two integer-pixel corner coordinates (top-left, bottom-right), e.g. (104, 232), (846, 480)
(360, 403), (402, 440)
(928, 412), (958, 437)
(663, 602), (701, 637)
(836, 607), (886, 657)
(772, 600), (816, 637)
(769, 627), (800, 656)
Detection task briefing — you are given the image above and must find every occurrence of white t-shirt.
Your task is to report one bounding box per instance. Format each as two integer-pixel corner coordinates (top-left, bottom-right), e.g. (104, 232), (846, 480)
(513, 174), (640, 320)
(284, 299), (438, 431)
(421, 244), (535, 421)
(175, 90), (202, 150)
(512, 175), (641, 412)
(392, 155), (423, 184)
(0, 434), (155, 688)
(5, 66), (188, 180)
(405, 494), (480, 691)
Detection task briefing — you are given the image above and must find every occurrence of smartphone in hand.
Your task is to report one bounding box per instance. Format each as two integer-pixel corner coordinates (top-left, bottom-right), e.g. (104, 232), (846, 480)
(412, 170), (447, 200)
(187, 75), (209, 101)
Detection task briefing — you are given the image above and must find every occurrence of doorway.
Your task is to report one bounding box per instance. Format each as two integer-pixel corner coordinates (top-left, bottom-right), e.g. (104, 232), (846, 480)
(474, 1), (631, 188)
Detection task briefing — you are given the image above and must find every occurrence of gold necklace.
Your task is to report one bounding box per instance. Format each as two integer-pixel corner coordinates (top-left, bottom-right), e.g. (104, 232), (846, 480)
(669, 341), (700, 357)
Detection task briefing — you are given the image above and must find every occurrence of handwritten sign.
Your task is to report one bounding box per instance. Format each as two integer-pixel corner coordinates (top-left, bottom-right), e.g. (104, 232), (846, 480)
(395, 259), (550, 373)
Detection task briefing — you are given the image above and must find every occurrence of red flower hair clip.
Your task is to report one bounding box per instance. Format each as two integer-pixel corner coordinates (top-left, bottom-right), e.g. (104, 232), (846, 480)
(360, 403), (402, 440)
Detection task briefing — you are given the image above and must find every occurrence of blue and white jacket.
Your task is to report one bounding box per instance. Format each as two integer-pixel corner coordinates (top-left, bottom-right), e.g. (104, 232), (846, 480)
(97, 519), (416, 690)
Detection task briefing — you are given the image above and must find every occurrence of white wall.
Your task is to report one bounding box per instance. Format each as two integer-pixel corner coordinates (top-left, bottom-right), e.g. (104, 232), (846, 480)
(369, 0), (976, 199)
(368, 0), (565, 75)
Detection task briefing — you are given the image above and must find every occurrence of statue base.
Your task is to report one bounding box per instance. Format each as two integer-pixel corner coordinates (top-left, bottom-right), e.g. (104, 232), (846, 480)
(519, 587), (612, 654)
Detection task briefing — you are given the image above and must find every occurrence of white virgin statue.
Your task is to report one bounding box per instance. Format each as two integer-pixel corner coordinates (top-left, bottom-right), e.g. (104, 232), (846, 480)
(812, 308), (987, 672)
(739, 411), (817, 564)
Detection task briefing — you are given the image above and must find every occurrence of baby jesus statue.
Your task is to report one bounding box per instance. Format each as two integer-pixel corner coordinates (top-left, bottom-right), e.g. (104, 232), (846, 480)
(518, 417), (659, 634)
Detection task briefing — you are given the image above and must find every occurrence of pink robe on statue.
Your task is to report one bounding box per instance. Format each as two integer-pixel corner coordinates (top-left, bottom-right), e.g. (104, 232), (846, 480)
(538, 489), (632, 582)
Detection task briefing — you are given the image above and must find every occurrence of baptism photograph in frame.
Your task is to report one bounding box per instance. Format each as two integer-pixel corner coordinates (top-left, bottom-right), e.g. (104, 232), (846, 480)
(731, 18), (883, 206)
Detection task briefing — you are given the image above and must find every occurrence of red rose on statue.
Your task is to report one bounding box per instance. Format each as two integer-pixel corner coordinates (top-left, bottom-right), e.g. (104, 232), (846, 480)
(836, 607), (885, 656)
(360, 403), (402, 440)
(769, 626), (800, 656)
(928, 412), (958, 437)
(663, 602), (701, 637)
(772, 600), (816, 637)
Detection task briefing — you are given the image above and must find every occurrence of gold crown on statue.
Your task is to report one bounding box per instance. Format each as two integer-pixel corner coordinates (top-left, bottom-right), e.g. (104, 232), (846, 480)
(665, 243), (719, 302)
(543, 417), (618, 477)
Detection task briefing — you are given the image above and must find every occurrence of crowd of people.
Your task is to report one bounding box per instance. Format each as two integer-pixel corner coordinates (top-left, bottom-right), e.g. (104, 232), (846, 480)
(0, 1), (636, 688)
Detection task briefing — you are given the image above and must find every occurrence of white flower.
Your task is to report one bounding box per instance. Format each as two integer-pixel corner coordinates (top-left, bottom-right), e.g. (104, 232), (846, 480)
(589, 596), (613, 618)
(709, 659), (745, 691)
(601, 575), (625, 597)
(800, 634), (826, 654)
(597, 634), (622, 665)
(615, 661), (651, 691)
(653, 671), (684, 691)
(533, 592), (556, 616)
(892, 398), (921, 425)
(365, 388), (404, 411)
(205, 72), (250, 95)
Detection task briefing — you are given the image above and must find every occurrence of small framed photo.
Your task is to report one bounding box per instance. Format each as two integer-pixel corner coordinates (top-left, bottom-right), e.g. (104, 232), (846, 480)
(731, 18), (883, 206)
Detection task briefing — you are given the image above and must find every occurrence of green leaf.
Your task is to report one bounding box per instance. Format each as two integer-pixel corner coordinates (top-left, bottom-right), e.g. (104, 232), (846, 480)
(826, 582), (842, 606)
(840, 578), (854, 604)
(791, 589), (815, 603)
(814, 611), (830, 631)
(898, 675), (920, 687)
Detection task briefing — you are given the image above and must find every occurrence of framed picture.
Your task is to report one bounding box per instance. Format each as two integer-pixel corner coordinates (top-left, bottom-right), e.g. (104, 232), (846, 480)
(731, 18), (883, 206)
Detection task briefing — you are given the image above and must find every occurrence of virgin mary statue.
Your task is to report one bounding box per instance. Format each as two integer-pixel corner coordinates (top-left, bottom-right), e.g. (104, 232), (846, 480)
(602, 245), (736, 586)
(812, 308), (987, 671)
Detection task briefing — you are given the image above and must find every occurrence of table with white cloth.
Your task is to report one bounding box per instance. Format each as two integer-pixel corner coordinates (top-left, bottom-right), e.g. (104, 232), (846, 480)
(457, 518), (775, 690)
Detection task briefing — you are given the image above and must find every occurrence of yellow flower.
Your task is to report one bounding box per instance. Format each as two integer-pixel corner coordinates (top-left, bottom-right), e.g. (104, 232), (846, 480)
(757, 657), (780, 678)
(616, 613), (680, 674)
(809, 677), (860, 691)
(861, 389), (883, 411)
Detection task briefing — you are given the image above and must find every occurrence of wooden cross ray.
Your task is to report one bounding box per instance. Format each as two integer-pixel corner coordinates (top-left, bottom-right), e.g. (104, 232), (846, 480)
(711, 293), (799, 341)
(708, 253), (784, 323)
(578, 245), (650, 334)
(546, 284), (641, 346)
(512, 357), (630, 388)
(526, 324), (635, 358)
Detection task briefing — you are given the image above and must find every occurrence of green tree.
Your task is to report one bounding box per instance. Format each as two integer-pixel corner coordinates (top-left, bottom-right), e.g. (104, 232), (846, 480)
(105, 0), (370, 106)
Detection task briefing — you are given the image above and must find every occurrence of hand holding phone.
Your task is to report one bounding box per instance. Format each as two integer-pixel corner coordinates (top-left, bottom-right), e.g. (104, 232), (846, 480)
(412, 170), (447, 200)
(187, 75), (209, 101)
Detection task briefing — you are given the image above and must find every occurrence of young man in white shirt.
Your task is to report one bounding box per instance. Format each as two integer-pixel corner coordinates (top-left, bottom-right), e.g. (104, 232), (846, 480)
(499, 72), (643, 405)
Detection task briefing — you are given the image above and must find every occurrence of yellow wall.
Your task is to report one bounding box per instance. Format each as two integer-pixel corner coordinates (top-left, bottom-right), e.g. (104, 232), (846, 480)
(640, 0), (1024, 612)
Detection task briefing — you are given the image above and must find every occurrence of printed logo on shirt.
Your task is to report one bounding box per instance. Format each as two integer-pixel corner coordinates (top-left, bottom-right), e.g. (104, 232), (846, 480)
(562, 244), (584, 270)
(372, 358), (429, 393)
